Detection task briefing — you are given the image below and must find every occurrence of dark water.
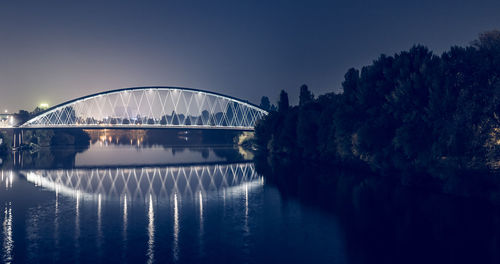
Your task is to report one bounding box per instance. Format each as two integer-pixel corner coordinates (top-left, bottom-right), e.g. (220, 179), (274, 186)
(2, 133), (500, 263)
(0, 135), (344, 264)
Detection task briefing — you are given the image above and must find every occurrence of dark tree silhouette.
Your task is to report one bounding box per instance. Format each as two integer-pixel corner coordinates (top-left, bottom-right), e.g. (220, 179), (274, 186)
(278, 90), (289, 113)
(299, 84), (313, 106)
(260, 96), (271, 111)
(255, 30), (500, 179)
(16, 110), (31, 125)
(472, 30), (500, 50)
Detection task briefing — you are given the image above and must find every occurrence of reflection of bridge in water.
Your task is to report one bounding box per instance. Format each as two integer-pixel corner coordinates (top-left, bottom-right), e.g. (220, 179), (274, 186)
(1, 162), (264, 263)
(20, 162), (262, 201)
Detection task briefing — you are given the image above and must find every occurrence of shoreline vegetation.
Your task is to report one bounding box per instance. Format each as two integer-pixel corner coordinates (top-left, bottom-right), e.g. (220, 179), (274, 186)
(254, 31), (500, 201)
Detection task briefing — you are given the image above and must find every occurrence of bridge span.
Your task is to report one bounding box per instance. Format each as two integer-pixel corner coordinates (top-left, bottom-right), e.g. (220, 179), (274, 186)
(3, 86), (268, 148)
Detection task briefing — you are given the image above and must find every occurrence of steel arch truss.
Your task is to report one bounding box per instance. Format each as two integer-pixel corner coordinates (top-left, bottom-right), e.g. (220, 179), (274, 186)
(21, 87), (268, 130)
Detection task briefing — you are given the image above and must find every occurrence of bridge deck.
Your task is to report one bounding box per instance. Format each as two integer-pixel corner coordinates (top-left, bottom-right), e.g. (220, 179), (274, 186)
(5, 125), (254, 131)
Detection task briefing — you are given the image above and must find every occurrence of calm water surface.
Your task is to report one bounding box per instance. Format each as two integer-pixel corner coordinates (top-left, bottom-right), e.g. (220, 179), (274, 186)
(0, 141), (345, 263)
(3, 132), (499, 264)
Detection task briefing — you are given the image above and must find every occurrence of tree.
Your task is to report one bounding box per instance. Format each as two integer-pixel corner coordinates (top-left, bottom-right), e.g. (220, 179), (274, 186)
(60, 106), (77, 124)
(297, 85), (319, 158)
(16, 110), (31, 125)
(299, 84), (313, 106)
(278, 90), (289, 113)
(472, 30), (500, 50)
(296, 100), (320, 159)
(259, 96), (271, 111)
(276, 108), (298, 154)
(172, 111), (180, 125)
(254, 32), (500, 174)
(185, 116), (192, 125)
(31, 107), (45, 116)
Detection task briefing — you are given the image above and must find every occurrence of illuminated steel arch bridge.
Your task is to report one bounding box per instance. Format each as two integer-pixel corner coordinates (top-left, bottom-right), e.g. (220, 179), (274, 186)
(20, 86), (268, 131)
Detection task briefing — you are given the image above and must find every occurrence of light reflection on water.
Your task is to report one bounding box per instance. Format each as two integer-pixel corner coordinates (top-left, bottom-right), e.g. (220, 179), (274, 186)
(0, 148), (344, 263)
(173, 193), (179, 263)
(0, 162), (287, 263)
(122, 194), (127, 262)
(147, 194), (154, 264)
(97, 193), (103, 258)
(75, 189), (80, 260)
(2, 202), (12, 264)
(53, 190), (59, 262)
(22, 163), (259, 202)
(1, 171), (13, 190)
(198, 191), (204, 258)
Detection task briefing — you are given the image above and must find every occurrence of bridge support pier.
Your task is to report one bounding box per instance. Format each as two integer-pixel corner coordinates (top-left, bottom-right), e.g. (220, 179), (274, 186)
(12, 128), (23, 150)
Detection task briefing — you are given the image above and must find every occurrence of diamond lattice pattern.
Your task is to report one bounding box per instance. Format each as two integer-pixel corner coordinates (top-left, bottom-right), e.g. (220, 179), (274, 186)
(23, 163), (260, 200)
(23, 88), (267, 129)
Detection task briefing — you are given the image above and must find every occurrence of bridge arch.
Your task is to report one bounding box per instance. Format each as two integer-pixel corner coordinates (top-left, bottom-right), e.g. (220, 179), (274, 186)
(21, 86), (268, 130)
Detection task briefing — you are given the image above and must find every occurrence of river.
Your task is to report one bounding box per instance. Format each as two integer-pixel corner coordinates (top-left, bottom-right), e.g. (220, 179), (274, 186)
(1, 130), (500, 263)
(0, 131), (345, 263)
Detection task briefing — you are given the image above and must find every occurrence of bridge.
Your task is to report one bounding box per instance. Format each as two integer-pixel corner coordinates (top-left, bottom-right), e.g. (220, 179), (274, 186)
(5, 86), (268, 148)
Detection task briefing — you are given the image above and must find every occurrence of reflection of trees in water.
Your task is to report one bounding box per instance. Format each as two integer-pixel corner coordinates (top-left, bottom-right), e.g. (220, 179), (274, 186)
(14, 129), (249, 169)
(256, 157), (500, 264)
(213, 148), (244, 161)
(86, 129), (246, 161)
(18, 144), (246, 169)
(18, 145), (246, 170)
(20, 145), (89, 169)
(22, 129), (90, 147)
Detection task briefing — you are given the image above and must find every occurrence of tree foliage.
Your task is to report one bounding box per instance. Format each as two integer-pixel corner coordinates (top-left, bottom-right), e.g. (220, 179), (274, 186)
(299, 84), (313, 106)
(259, 96), (271, 111)
(278, 90), (289, 113)
(255, 31), (500, 174)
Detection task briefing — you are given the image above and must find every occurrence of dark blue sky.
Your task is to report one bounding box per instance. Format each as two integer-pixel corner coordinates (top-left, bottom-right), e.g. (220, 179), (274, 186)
(0, 0), (499, 111)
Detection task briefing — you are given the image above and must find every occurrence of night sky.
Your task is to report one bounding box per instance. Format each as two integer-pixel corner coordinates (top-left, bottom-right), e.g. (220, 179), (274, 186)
(0, 0), (499, 112)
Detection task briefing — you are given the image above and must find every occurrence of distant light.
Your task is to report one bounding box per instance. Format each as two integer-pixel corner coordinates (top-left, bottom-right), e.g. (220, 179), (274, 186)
(4, 110), (7, 113)
(40, 103), (49, 109)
